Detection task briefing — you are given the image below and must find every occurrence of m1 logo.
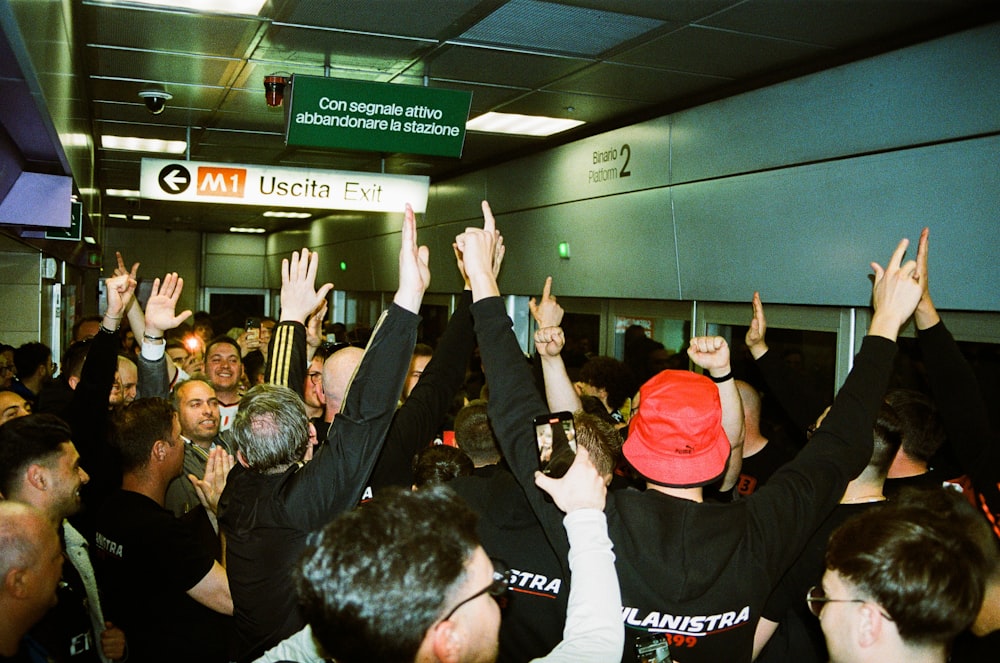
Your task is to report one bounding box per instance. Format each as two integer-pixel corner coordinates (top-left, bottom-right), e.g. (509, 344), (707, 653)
(197, 166), (247, 198)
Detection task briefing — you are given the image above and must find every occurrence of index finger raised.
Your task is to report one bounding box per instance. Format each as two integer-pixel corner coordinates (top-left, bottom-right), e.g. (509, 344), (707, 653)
(481, 200), (496, 234)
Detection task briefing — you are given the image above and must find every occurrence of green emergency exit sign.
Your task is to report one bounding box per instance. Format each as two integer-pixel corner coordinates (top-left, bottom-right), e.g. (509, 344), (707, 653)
(45, 200), (82, 241)
(285, 76), (473, 158)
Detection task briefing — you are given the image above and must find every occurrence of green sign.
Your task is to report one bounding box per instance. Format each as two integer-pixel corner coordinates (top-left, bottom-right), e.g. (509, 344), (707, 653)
(285, 76), (472, 158)
(45, 200), (82, 241)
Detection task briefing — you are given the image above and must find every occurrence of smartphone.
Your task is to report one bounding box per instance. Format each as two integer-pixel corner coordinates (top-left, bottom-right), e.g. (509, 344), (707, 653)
(533, 411), (577, 478)
(245, 317), (261, 348)
(635, 633), (672, 663)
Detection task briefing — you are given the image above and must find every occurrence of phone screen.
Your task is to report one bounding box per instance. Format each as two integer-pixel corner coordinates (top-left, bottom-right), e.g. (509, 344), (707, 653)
(533, 411), (576, 478)
(635, 634), (672, 663)
(245, 318), (261, 346)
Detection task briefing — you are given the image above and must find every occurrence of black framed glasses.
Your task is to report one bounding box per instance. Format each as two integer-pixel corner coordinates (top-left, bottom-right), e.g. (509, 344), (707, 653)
(439, 560), (510, 623)
(307, 371), (323, 385)
(806, 585), (892, 620)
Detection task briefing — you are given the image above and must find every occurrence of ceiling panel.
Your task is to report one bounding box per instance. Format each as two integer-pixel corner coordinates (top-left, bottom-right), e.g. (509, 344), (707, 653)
(1, 0), (989, 235)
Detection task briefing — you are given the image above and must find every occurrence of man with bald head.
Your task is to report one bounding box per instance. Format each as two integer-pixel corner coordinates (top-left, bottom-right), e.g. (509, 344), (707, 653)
(0, 501), (64, 659)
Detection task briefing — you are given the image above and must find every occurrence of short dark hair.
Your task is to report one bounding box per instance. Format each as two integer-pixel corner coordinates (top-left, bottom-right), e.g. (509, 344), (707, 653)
(825, 498), (985, 647)
(453, 401), (500, 467)
(110, 398), (176, 473)
(14, 342), (51, 378)
(573, 410), (623, 476)
(868, 402), (903, 477)
(578, 356), (634, 411)
(412, 343), (434, 358)
(296, 485), (479, 663)
(884, 388), (945, 463)
(205, 335), (242, 364)
(0, 414), (72, 497)
(71, 315), (103, 341)
(60, 340), (92, 381)
(411, 445), (474, 488)
(229, 384), (309, 472)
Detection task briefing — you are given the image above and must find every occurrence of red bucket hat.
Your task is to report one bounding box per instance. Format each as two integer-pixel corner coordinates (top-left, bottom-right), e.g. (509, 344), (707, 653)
(623, 370), (731, 487)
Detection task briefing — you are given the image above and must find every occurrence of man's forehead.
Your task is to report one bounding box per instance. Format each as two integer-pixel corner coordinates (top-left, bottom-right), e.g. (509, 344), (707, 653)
(0, 391), (26, 408)
(208, 344), (240, 360)
(179, 380), (217, 400)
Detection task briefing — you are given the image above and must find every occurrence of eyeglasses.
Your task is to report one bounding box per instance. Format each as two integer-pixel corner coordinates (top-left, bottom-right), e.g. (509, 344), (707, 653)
(806, 585), (893, 620)
(439, 561), (510, 623)
(307, 371), (323, 385)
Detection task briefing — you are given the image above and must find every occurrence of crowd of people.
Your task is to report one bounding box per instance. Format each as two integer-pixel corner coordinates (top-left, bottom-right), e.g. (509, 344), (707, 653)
(1, 202), (998, 663)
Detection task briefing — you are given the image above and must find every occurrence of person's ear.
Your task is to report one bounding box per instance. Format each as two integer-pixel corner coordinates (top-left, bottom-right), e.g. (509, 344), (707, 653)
(429, 619), (463, 663)
(5, 566), (29, 599)
(857, 602), (884, 648)
(235, 449), (250, 468)
(26, 464), (47, 491)
(152, 440), (169, 462)
(67, 375), (80, 390)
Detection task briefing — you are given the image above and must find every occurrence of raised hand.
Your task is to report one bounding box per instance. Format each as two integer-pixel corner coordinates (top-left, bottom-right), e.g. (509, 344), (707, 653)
(104, 268), (137, 320)
(280, 248), (333, 324)
(534, 325), (566, 358)
(454, 200), (505, 287)
(306, 299), (328, 355)
(869, 237), (924, 341)
(189, 446), (235, 515)
(529, 276), (564, 329)
(688, 336), (731, 377)
(394, 203), (431, 313)
(144, 273), (192, 336)
(533, 446), (606, 513)
(745, 291), (769, 359)
(913, 227), (940, 330)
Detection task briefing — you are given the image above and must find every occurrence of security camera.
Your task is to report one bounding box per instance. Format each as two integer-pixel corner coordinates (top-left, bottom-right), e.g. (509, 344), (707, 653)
(138, 87), (173, 115)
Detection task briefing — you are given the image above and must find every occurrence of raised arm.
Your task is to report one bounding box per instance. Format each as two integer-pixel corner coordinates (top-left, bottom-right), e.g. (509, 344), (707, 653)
(530, 277), (582, 414)
(265, 248), (333, 394)
(287, 205), (426, 524)
(137, 272), (192, 398)
(688, 336), (744, 491)
(746, 292), (828, 436)
(912, 228), (992, 472)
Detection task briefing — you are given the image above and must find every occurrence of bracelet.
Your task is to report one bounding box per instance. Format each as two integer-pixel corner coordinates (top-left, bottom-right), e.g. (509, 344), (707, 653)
(143, 333), (165, 342)
(709, 371), (733, 383)
(99, 324), (118, 335)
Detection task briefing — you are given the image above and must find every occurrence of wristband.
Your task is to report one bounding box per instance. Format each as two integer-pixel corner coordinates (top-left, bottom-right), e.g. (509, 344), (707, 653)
(143, 333), (165, 342)
(709, 371), (733, 383)
(99, 324), (118, 335)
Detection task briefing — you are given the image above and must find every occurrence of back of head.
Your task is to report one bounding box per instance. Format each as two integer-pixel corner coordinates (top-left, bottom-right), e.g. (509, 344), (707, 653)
(14, 342), (50, 378)
(323, 346), (365, 409)
(624, 369), (730, 488)
(230, 383), (309, 472)
(573, 410), (623, 477)
(412, 445), (474, 488)
(734, 380), (762, 428)
(0, 413), (72, 499)
(868, 402), (904, 478)
(884, 388), (945, 463)
(60, 340), (93, 383)
(825, 497), (986, 647)
(111, 398), (175, 474)
(454, 400), (500, 467)
(0, 501), (50, 584)
(296, 485), (479, 663)
(578, 356), (634, 411)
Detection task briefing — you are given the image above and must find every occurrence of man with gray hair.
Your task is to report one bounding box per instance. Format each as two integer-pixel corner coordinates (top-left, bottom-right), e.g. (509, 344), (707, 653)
(218, 204), (431, 662)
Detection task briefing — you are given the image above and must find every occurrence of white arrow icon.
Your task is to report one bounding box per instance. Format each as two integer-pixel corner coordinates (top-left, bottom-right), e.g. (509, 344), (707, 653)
(162, 169), (187, 191)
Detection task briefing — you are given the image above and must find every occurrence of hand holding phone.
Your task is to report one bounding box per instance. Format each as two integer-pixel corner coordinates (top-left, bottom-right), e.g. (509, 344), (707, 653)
(245, 317), (261, 349)
(533, 411), (577, 478)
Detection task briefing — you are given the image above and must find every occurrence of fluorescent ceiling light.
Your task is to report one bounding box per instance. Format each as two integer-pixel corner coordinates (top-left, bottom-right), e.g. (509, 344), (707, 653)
(78, 187), (98, 196)
(106, 189), (141, 198)
(132, 215), (151, 221)
(110, 0), (267, 15)
(84, 236), (97, 245)
(108, 213), (129, 219)
(263, 211), (312, 219)
(230, 227), (266, 234)
(60, 133), (91, 148)
(101, 135), (187, 154)
(466, 112), (584, 137)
